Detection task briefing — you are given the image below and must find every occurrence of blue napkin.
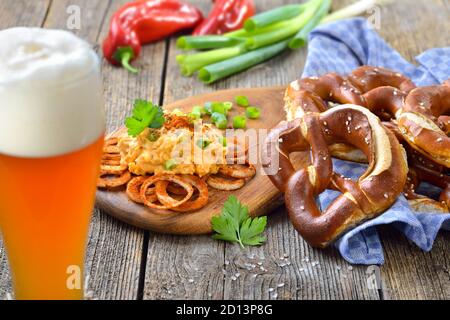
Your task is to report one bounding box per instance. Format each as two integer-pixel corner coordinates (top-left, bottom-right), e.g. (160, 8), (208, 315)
(302, 18), (450, 265)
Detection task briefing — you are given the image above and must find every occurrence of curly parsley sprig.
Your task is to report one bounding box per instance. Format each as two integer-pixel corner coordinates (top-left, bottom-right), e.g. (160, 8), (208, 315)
(211, 196), (267, 248)
(125, 99), (165, 137)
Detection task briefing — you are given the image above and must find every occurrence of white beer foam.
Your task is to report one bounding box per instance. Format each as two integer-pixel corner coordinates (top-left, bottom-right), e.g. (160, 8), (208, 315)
(0, 28), (105, 158)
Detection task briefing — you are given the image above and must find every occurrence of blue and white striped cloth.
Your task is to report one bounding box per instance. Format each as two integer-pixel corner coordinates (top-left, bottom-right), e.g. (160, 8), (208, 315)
(302, 18), (450, 265)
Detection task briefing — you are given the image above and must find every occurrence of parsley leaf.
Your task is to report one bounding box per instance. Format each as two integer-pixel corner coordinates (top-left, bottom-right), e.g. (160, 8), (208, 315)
(125, 99), (165, 137)
(211, 195), (267, 248)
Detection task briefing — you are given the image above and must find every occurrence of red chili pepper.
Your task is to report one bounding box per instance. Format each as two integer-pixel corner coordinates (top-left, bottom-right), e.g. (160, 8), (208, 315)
(103, 0), (203, 73)
(193, 0), (255, 36)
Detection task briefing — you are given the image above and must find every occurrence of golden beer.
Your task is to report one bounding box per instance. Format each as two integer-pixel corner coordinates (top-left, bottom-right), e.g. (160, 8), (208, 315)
(0, 28), (105, 299)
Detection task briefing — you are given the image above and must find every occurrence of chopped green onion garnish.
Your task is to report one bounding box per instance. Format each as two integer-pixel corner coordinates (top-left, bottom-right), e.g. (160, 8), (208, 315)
(215, 118), (228, 130)
(164, 159), (177, 170)
(148, 131), (159, 142)
(223, 101), (233, 111)
(246, 106), (261, 119)
(189, 105), (203, 120)
(235, 95), (249, 107)
(211, 112), (224, 123)
(233, 115), (247, 129)
(196, 138), (211, 149)
(219, 136), (227, 147)
(211, 102), (228, 115)
(203, 102), (213, 115)
(211, 112), (228, 129)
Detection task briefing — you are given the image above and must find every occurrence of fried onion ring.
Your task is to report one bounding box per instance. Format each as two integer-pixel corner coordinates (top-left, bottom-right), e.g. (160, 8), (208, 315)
(157, 175), (209, 212)
(100, 163), (128, 175)
(219, 163), (256, 179)
(207, 174), (246, 191)
(140, 175), (194, 210)
(102, 153), (121, 161)
(101, 159), (122, 166)
(167, 182), (189, 195)
(103, 145), (120, 154)
(126, 176), (156, 204)
(97, 171), (131, 189)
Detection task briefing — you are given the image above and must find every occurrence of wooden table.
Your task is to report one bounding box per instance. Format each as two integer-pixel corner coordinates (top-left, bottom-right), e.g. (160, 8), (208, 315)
(0, 0), (449, 300)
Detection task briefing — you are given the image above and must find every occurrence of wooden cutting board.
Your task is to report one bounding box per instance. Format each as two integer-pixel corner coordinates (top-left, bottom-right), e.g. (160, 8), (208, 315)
(96, 86), (290, 235)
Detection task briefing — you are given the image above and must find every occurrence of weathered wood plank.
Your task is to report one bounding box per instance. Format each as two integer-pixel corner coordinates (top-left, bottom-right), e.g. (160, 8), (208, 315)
(0, 0), (51, 28)
(379, 227), (449, 300)
(143, 0), (379, 300)
(0, 0), (52, 300)
(370, 0), (450, 300)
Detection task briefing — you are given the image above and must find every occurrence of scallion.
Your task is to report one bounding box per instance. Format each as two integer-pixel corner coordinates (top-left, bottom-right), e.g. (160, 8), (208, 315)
(164, 159), (177, 170)
(196, 138), (211, 150)
(177, 35), (244, 51)
(199, 40), (290, 84)
(233, 115), (247, 129)
(321, 0), (393, 24)
(235, 95), (249, 107)
(246, 106), (261, 119)
(189, 106), (202, 120)
(289, 0), (331, 49)
(245, 0), (323, 50)
(223, 101), (233, 111)
(220, 136), (227, 147)
(177, 45), (247, 76)
(244, 4), (305, 31)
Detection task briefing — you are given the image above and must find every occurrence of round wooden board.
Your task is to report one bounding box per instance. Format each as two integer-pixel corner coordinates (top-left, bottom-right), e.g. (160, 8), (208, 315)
(96, 86), (287, 235)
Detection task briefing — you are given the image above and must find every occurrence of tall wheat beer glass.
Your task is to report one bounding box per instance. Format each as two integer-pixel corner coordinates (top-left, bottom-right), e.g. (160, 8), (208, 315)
(0, 28), (105, 299)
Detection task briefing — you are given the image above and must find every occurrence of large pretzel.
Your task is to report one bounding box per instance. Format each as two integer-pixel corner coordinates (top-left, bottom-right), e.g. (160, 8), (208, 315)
(263, 104), (408, 248)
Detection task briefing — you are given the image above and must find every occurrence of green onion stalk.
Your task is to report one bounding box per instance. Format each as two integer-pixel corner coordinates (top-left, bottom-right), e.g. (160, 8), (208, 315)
(176, 35), (244, 51)
(245, 0), (323, 50)
(289, 0), (332, 49)
(176, 0), (393, 84)
(243, 4), (306, 31)
(198, 40), (290, 84)
(177, 45), (247, 76)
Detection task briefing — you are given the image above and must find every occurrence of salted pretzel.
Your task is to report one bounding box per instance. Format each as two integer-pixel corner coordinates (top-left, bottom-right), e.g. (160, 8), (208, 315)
(397, 84), (450, 167)
(348, 66), (416, 94)
(263, 104), (408, 248)
(404, 163), (450, 212)
(285, 67), (417, 163)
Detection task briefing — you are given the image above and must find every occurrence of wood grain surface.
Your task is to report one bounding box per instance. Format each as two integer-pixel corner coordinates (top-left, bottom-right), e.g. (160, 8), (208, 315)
(0, 0), (449, 300)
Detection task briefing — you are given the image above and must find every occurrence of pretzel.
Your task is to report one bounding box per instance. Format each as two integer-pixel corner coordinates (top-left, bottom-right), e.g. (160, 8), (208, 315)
(348, 66), (416, 94)
(263, 104), (408, 248)
(404, 164), (450, 213)
(284, 67), (416, 163)
(397, 84), (450, 167)
(285, 73), (365, 120)
(284, 87), (367, 163)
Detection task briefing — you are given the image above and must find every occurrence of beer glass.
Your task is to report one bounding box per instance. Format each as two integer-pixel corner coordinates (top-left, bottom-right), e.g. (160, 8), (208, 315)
(0, 28), (105, 299)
